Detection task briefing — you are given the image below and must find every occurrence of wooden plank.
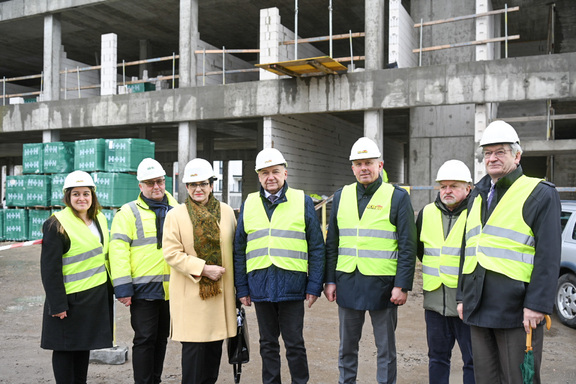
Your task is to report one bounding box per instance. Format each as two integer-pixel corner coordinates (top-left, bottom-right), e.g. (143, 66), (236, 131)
(256, 56), (347, 77)
(412, 35), (520, 53)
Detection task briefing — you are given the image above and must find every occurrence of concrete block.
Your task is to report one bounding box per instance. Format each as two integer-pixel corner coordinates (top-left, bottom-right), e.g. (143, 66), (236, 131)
(90, 346), (129, 365)
(9, 97), (25, 104)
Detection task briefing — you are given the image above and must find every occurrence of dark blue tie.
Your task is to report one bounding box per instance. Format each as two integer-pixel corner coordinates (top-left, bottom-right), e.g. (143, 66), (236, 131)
(487, 184), (496, 209)
(268, 195), (278, 204)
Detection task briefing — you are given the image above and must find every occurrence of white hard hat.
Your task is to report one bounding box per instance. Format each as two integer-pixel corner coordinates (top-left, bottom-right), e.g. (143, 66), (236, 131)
(63, 171), (96, 192)
(255, 148), (287, 171)
(479, 121), (520, 146)
(436, 160), (472, 183)
(182, 158), (217, 183)
(349, 137), (382, 161)
(137, 158), (166, 181)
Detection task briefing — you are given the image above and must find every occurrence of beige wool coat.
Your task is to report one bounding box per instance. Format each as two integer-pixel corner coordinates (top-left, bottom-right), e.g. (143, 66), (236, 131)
(162, 201), (237, 342)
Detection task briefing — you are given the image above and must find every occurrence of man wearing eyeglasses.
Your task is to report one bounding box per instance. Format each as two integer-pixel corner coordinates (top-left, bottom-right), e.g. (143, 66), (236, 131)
(109, 158), (178, 384)
(234, 148), (325, 384)
(457, 121), (561, 384)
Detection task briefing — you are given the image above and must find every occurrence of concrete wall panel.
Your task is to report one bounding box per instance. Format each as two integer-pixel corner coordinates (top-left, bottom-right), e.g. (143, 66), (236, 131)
(411, 105), (474, 138)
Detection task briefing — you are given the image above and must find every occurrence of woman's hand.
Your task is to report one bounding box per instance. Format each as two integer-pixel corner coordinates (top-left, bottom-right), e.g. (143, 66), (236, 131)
(52, 311), (67, 319)
(201, 265), (226, 281)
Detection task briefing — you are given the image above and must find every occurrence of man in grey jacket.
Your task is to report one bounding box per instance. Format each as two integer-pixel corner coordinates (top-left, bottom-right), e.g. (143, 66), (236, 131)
(417, 160), (474, 384)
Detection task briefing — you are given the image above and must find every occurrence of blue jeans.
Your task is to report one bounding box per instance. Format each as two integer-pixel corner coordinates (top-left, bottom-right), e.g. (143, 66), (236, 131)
(425, 310), (474, 384)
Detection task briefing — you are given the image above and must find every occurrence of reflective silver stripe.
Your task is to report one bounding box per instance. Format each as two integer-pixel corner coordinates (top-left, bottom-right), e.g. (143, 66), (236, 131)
(112, 233), (132, 244)
(424, 248), (441, 256)
(133, 275), (165, 284)
(482, 225), (535, 247)
(439, 265), (459, 276)
(465, 247), (476, 256)
(163, 274), (170, 282)
(339, 228), (397, 240)
(63, 265), (106, 283)
(132, 237), (158, 246)
(422, 265), (440, 277)
(441, 246), (461, 256)
(339, 228), (358, 236)
(358, 228), (398, 240)
(338, 247), (357, 256)
(128, 202), (145, 239)
(246, 248), (269, 260)
(358, 249), (398, 259)
(478, 246), (534, 265)
(269, 248), (307, 260)
(113, 276), (133, 286)
(62, 247), (102, 265)
(466, 225), (481, 241)
(270, 229), (306, 240)
(247, 229), (269, 242)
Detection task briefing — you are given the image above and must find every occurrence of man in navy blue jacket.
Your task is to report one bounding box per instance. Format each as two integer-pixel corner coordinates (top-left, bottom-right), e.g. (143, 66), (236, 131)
(234, 147), (325, 384)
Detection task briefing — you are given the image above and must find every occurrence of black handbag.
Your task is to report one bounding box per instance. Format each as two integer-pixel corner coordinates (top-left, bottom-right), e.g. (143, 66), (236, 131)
(227, 305), (250, 383)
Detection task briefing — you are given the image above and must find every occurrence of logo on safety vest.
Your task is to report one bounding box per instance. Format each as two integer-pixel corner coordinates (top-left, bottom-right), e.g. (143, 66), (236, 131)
(367, 204), (383, 210)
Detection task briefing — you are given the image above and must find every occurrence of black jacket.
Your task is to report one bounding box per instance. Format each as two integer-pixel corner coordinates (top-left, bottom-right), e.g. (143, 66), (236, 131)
(457, 166), (561, 328)
(325, 176), (417, 311)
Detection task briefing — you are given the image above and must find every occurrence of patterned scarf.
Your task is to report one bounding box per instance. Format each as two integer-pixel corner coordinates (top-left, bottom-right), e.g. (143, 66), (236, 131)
(185, 193), (222, 300)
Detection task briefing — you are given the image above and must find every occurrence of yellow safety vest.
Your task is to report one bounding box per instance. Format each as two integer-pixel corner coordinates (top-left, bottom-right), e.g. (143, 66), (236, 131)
(420, 203), (466, 290)
(55, 207), (109, 294)
(109, 192), (178, 300)
(463, 175), (542, 282)
(336, 182), (398, 276)
(244, 188), (307, 273)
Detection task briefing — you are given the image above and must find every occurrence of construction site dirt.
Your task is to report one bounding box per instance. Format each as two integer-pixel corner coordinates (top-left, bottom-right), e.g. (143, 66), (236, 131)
(1, 245), (575, 384)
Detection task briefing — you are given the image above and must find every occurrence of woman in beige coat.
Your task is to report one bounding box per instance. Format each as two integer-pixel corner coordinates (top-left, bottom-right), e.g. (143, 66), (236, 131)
(163, 158), (237, 384)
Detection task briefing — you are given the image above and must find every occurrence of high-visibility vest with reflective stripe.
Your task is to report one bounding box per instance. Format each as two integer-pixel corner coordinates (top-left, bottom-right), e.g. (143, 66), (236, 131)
(463, 175), (541, 282)
(244, 188), (307, 273)
(420, 203), (466, 290)
(55, 208), (109, 294)
(110, 193), (178, 300)
(336, 182), (398, 276)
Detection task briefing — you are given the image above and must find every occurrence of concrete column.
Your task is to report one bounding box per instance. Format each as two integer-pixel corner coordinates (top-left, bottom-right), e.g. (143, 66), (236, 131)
(222, 160), (229, 204)
(178, 121), (197, 202)
(100, 33), (118, 95)
(365, 0), (385, 70)
(259, 7), (282, 80)
(179, 0), (199, 87)
(42, 14), (61, 101)
(139, 39), (150, 78)
(476, 0), (493, 61)
(42, 130), (60, 143)
(364, 110), (384, 156)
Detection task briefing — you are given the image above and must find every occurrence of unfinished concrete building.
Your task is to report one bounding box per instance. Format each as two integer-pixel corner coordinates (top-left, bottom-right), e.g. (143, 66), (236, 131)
(1, 0), (575, 211)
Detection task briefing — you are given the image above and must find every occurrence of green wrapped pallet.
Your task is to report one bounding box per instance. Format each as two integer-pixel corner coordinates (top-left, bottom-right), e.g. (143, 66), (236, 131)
(0, 209), (4, 241)
(22, 143), (44, 174)
(4, 209), (29, 241)
(25, 175), (51, 207)
(75, 138), (106, 172)
(105, 138), (155, 172)
(6, 176), (26, 207)
(44, 142), (75, 174)
(50, 174), (67, 206)
(165, 176), (173, 195)
(28, 210), (51, 240)
(100, 208), (117, 230)
(92, 172), (140, 207)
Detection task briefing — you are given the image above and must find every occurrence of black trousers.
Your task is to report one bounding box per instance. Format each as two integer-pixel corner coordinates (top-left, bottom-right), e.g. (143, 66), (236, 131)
(181, 340), (223, 384)
(254, 300), (309, 384)
(130, 299), (170, 384)
(52, 350), (90, 384)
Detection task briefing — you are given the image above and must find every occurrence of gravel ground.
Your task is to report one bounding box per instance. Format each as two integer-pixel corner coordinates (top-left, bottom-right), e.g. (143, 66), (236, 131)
(1, 244), (575, 383)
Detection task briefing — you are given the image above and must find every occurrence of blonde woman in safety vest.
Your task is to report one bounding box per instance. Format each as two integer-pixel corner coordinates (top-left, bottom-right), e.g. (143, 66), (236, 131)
(109, 158), (177, 384)
(416, 160), (474, 384)
(456, 121), (561, 384)
(234, 148), (325, 384)
(40, 171), (112, 383)
(323, 137), (416, 384)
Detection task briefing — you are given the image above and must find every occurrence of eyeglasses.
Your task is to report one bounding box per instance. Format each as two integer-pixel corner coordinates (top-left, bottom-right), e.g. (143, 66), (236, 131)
(483, 149), (511, 159)
(187, 182), (210, 189)
(142, 178), (165, 187)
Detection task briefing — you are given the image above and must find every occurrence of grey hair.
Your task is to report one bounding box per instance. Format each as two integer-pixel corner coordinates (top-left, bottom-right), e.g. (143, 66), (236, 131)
(509, 142), (523, 156)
